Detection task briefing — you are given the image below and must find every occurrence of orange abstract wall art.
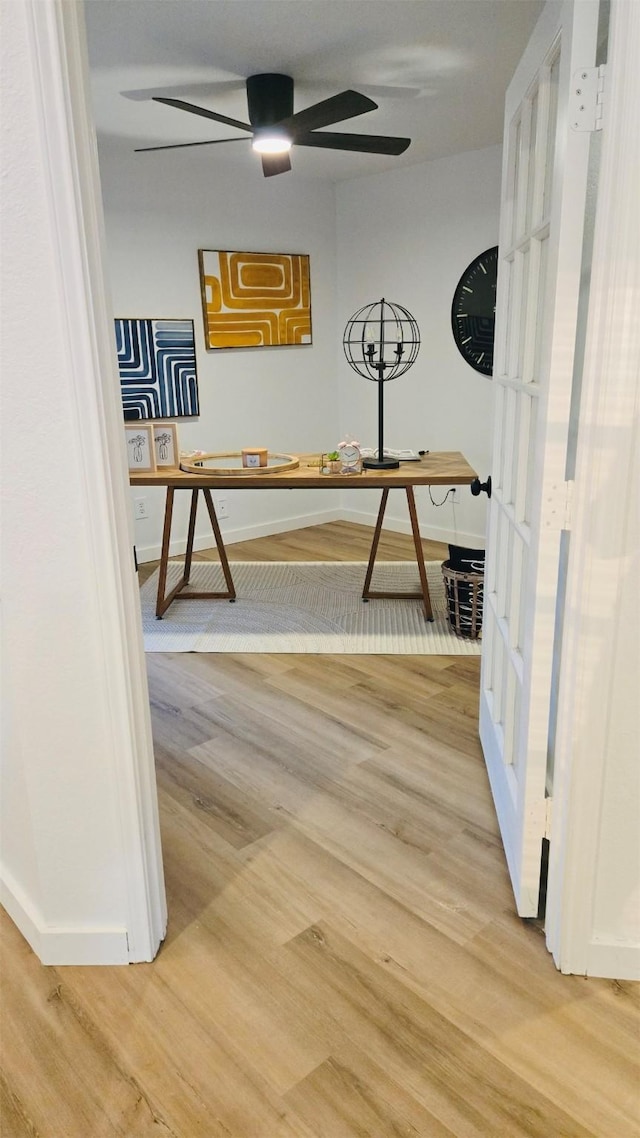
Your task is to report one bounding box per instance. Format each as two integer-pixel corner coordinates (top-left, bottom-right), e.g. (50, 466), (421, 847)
(198, 250), (312, 349)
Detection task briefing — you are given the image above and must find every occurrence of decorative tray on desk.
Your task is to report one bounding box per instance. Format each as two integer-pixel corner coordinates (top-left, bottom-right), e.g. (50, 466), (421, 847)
(179, 452), (299, 476)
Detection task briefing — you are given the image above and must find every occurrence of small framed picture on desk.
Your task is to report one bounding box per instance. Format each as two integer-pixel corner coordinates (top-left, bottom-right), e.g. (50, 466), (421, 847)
(152, 422), (179, 470)
(125, 424), (156, 473)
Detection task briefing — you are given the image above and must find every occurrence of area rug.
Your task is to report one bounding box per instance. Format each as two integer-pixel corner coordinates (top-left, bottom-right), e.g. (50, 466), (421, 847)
(140, 561), (481, 654)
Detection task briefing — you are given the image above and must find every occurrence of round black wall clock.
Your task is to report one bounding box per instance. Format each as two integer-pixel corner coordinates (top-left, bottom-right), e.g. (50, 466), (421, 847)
(451, 246), (498, 376)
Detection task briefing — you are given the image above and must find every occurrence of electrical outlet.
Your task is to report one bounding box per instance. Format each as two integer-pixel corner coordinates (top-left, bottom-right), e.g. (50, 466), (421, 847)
(134, 497), (148, 520)
(216, 497), (229, 519)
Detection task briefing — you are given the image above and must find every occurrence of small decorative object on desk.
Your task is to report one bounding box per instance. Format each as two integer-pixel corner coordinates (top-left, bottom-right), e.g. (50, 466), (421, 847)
(180, 449), (206, 467)
(152, 422), (179, 469)
(321, 440), (362, 476)
(180, 452), (299, 475)
(360, 447), (420, 462)
(338, 437), (362, 473)
(125, 423), (156, 473)
(242, 447), (268, 468)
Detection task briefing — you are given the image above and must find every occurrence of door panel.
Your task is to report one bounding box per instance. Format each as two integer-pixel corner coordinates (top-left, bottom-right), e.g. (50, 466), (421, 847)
(480, 0), (600, 915)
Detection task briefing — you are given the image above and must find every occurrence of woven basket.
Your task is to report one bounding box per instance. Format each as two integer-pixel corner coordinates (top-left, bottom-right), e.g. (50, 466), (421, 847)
(441, 560), (484, 639)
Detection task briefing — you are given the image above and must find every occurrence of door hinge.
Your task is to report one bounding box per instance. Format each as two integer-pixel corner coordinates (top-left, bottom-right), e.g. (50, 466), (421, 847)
(544, 796), (553, 840)
(570, 65), (606, 132)
(544, 480), (574, 531)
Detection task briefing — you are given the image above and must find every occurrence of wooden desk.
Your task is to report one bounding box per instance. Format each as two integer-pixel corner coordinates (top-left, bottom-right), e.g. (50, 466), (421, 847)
(130, 452), (477, 620)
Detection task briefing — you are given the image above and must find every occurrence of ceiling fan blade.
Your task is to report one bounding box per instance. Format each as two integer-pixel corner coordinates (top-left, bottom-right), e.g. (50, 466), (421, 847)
(135, 137), (248, 153)
(295, 131), (411, 156)
(122, 80), (244, 102)
(152, 97), (253, 134)
(261, 152), (292, 178)
(281, 90), (376, 134)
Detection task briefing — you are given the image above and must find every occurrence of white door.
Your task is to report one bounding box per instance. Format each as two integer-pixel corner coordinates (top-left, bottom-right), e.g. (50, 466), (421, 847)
(480, 0), (601, 915)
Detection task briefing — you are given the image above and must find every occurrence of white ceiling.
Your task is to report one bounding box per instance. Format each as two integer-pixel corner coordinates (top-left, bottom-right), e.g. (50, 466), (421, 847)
(85, 0), (544, 182)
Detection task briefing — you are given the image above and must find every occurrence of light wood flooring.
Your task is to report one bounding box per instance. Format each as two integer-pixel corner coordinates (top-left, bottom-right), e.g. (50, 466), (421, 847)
(2, 523), (638, 1137)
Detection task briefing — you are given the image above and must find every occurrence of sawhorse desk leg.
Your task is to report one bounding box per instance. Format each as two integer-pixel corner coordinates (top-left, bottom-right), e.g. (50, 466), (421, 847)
(155, 487), (236, 618)
(362, 487), (434, 621)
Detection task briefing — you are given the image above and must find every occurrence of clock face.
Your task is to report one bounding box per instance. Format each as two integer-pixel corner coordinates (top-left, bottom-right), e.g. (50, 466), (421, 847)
(338, 443), (360, 466)
(451, 246), (498, 376)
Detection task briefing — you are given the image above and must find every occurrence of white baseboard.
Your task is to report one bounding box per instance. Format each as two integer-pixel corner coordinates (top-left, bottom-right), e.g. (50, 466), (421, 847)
(341, 507), (485, 550)
(135, 507), (344, 564)
(582, 939), (640, 981)
(135, 506), (484, 564)
(1, 867), (130, 966)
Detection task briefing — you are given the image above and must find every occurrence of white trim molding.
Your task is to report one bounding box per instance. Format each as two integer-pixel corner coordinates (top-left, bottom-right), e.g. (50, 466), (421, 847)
(1, 869), (129, 966)
(545, 0), (640, 979)
(135, 507), (344, 564)
(134, 507), (482, 565)
(342, 509), (483, 551)
(18, 0), (167, 962)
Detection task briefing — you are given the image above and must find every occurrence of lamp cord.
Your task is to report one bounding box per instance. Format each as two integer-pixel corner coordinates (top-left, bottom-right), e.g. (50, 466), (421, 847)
(428, 487), (456, 507)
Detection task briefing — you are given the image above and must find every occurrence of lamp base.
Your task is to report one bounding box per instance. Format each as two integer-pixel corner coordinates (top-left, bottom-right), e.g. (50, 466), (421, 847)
(363, 456), (400, 470)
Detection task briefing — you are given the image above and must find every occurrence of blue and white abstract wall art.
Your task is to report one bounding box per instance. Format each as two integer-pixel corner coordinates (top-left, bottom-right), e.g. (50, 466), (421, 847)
(115, 318), (200, 420)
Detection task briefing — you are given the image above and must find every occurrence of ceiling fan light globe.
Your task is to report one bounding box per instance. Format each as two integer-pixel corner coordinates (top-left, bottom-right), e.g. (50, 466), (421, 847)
(252, 132), (292, 155)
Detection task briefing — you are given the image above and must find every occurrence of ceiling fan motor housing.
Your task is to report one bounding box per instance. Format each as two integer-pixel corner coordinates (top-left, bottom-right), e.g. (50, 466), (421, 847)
(246, 74), (294, 126)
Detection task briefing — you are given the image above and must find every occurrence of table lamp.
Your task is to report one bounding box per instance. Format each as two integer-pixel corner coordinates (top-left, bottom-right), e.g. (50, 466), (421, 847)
(342, 297), (420, 469)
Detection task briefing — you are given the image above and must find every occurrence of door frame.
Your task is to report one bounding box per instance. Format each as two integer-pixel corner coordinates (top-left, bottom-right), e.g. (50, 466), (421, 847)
(545, 0), (640, 979)
(26, 0), (166, 961)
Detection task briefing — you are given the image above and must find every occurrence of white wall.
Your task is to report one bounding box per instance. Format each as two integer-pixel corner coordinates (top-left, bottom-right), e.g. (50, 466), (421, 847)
(336, 147), (501, 546)
(97, 141), (342, 559)
(1, 0), (165, 964)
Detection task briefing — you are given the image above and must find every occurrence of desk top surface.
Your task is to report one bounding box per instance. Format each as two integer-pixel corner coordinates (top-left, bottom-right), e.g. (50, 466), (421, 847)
(129, 451), (477, 490)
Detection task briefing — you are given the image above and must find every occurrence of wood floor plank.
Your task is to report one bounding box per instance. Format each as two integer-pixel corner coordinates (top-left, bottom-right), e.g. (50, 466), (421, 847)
(283, 1044), (459, 1138)
(155, 743), (278, 849)
(48, 945), (318, 1137)
(0, 1070), (42, 1138)
(465, 918), (640, 1137)
(148, 693), (221, 757)
(152, 918), (333, 1097)
(185, 703), (474, 857)
(282, 795), (495, 944)
(360, 741), (500, 835)
(279, 922), (601, 1138)
(0, 918), (174, 1138)
(145, 650), (226, 710)
(346, 675), (485, 755)
(306, 755), (465, 854)
(264, 664), (484, 759)
(144, 813), (333, 1097)
(184, 691), (382, 782)
(236, 824), (640, 1135)
(157, 784), (321, 949)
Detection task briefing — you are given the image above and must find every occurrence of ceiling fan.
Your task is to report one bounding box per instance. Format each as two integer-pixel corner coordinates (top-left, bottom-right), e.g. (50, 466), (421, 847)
(135, 73), (411, 177)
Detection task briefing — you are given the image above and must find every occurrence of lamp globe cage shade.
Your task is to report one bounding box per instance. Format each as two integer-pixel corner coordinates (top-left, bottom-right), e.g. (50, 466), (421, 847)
(342, 297), (420, 469)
